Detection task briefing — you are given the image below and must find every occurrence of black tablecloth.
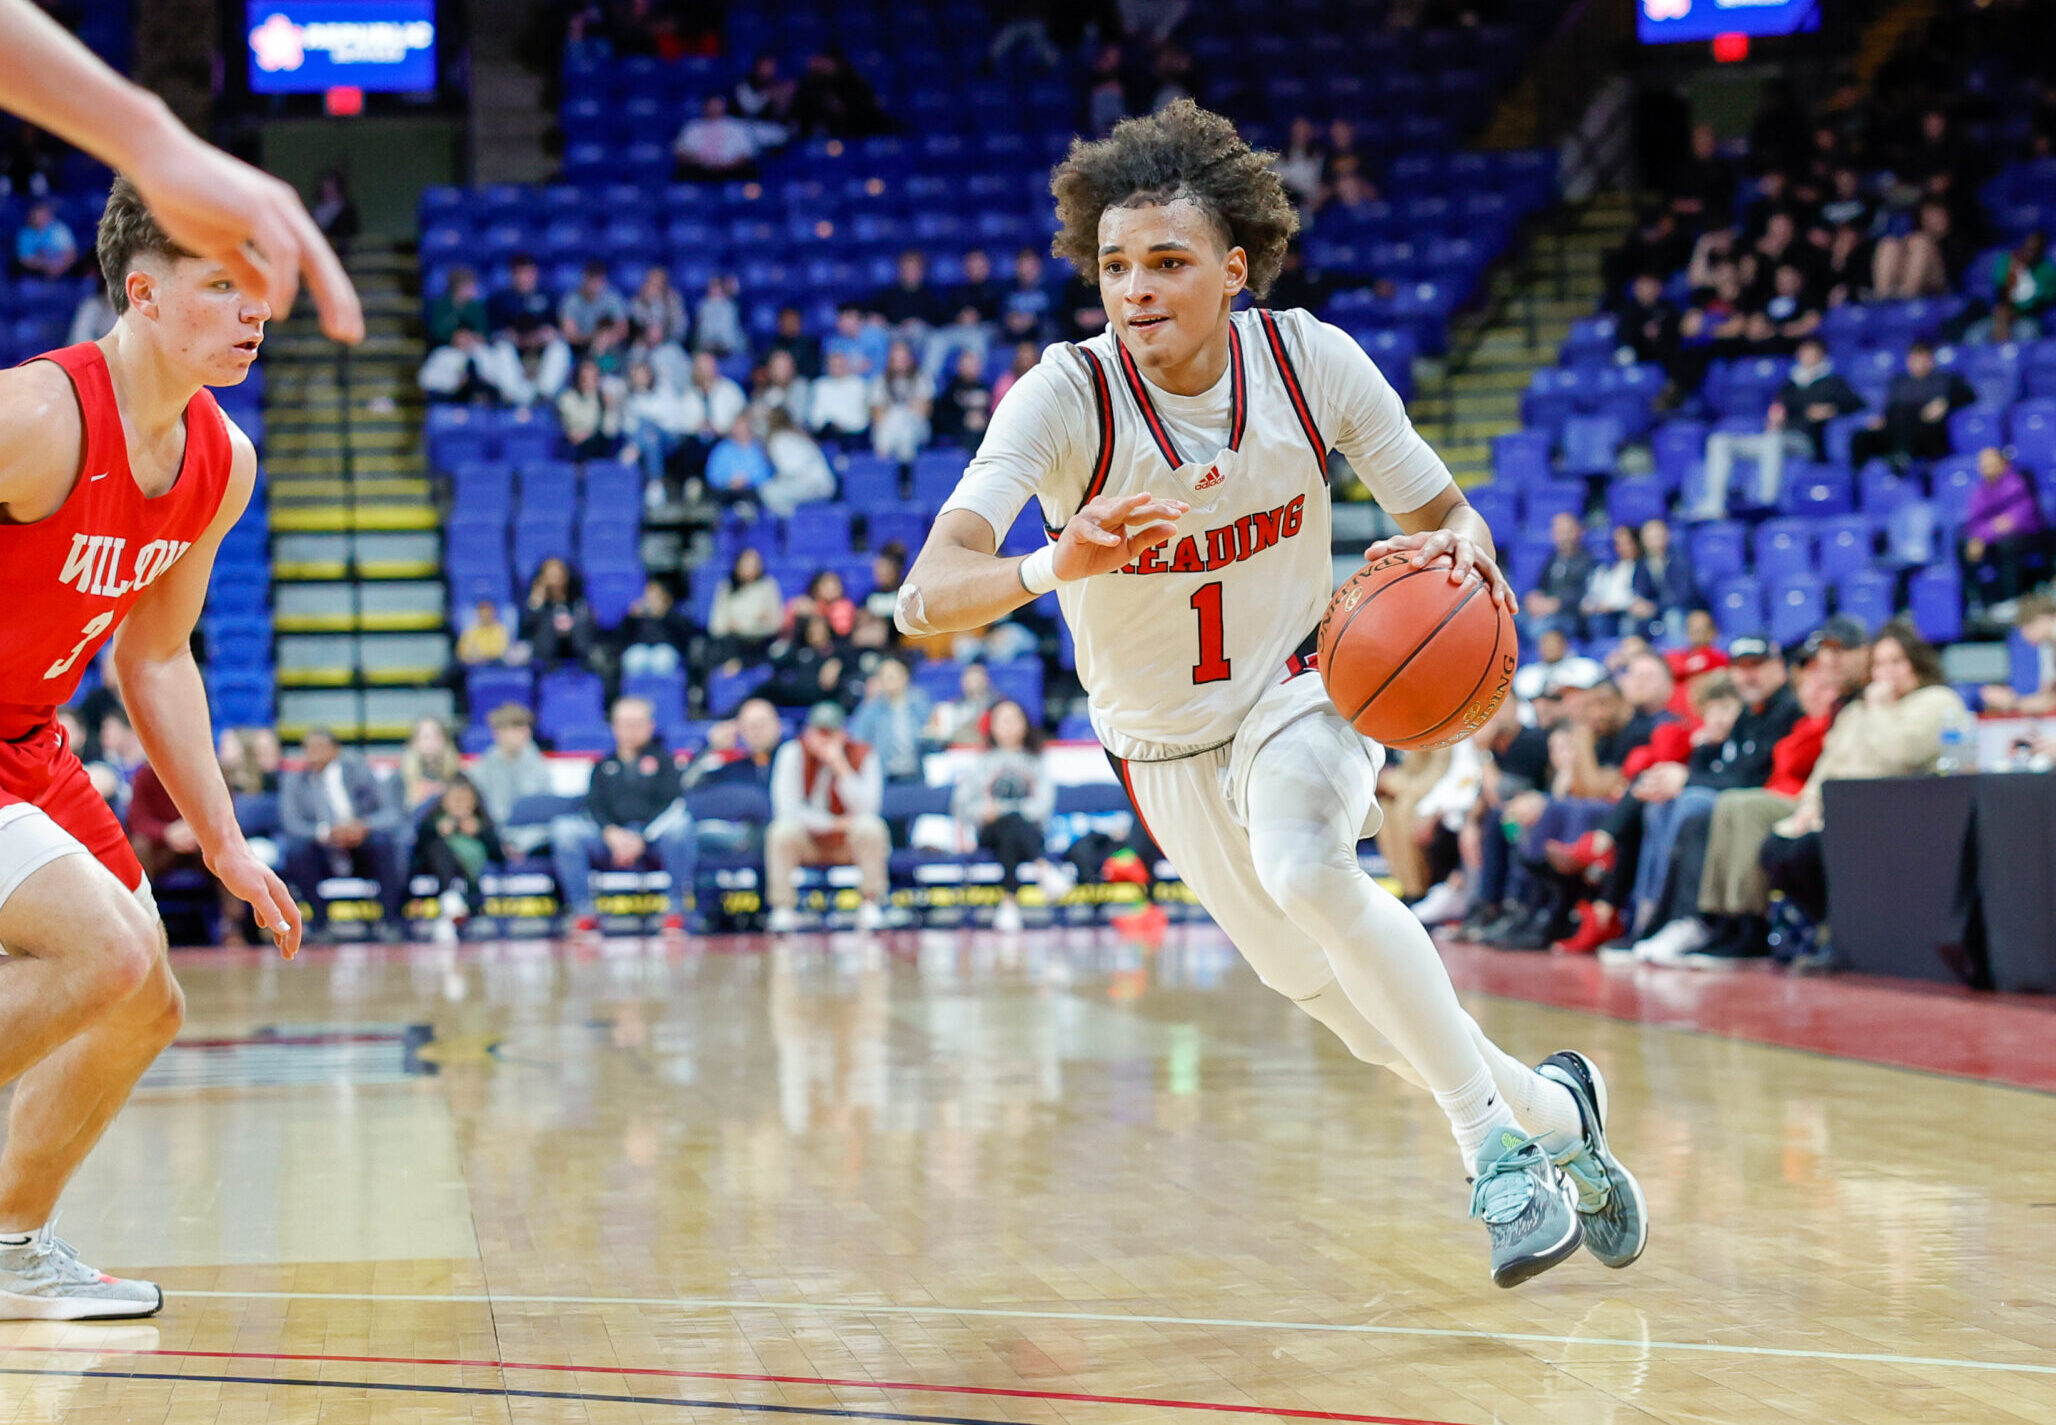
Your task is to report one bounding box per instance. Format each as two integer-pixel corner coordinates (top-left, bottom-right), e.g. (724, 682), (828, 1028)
(1823, 773), (2056, 992)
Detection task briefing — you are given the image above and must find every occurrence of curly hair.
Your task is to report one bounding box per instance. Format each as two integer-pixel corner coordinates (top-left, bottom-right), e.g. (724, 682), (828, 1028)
(1051, 99), (1298, 300)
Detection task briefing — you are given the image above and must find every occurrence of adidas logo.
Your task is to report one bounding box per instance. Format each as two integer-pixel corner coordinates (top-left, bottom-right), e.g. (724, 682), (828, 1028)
(1193, 465), (1223, 490)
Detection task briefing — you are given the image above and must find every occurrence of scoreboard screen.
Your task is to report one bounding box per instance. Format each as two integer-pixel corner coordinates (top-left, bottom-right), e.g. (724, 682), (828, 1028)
(1638, 0), (1821, 44)
(247, 2), (438, 93)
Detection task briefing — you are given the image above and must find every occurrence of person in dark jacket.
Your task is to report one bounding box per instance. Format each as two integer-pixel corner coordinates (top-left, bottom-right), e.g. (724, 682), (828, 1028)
(1631, 517), (1700, 641)
(411, 775), (504, 934)
(520, 558), (598, 670)
(1847, 341), (1976, 469)
(615, 577), (695, 678)
(1694, 337), (1863, 518)
(1522, 511), (1597, 640)
(549, 697), (697, 930)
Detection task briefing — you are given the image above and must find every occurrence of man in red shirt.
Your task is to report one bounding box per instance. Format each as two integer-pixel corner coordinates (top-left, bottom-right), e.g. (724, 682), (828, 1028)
(0, 179), (301, 1320)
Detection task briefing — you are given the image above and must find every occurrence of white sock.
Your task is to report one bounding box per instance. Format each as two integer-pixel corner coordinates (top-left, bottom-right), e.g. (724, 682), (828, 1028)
(0, 1230), (36, 1247)
(1434, 1066), (1524, 1166)
(1464, 1018), (1586, 1157)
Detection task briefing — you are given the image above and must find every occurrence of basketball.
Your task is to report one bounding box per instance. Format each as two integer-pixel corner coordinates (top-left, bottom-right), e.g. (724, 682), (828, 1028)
(1317, 553), (1519, 751)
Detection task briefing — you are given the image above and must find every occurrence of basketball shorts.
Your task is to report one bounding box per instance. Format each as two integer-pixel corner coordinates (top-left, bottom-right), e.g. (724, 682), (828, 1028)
(1110, 670), (1384, 1001)
(0, 721), (151, 919)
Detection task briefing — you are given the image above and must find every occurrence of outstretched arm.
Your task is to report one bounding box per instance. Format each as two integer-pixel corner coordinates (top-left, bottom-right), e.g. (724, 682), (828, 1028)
(0, 0), (362, 343)
(112, 419), (303, 957)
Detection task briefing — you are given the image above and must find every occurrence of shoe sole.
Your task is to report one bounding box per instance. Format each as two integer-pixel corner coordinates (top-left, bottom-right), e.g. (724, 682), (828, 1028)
(1540, 1052), (1650, 1269)
(0, 1283), (163, 1321)
(1491, 1176), (1585, 1288)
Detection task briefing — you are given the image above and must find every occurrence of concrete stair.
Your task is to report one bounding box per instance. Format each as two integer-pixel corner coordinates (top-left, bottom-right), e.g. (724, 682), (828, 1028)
(267, 240), (455, 741)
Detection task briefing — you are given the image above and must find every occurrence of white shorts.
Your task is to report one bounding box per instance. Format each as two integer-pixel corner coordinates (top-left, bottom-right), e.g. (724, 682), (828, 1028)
(1115, 673), (1384, 1000)
(0, 802), (157, 927)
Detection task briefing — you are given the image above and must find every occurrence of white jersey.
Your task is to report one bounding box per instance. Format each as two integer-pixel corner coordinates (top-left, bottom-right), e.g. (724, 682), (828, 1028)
(941, 307), (1452, 762)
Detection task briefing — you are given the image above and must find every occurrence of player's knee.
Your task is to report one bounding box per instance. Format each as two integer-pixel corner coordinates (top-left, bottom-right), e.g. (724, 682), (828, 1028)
(1254, 842), (1353, 922)
(85, 915), (162, 1011)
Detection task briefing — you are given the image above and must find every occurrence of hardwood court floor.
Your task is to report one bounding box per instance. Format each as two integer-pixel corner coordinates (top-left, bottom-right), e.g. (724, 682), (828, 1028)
(3, 927), (2054, 1425)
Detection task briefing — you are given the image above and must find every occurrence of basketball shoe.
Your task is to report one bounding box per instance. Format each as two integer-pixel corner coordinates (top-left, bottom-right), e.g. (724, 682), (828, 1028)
(1537, 1050), (1649, 1269)
(1469, 1128), (1583, 1287)
(0, 1221), (162, 1320)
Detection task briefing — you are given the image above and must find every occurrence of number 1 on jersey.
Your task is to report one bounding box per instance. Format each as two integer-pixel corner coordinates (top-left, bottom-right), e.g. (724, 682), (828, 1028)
(1189, 582), (1231, 684)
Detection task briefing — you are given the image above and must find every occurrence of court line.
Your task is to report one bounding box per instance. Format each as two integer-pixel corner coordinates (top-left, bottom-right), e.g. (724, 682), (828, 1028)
(0, 1366), (1033, 1423)
(165, 1288), (2056, 1378)
(0, 1344), (1457, 1425)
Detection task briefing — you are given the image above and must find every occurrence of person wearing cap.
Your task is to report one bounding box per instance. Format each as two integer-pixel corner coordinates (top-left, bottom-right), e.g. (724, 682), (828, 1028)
(1693, 336), (1862, 519)
(765, 702), (888, 932)
(1980, 596), (2056, 714)
(1796, 614), (1870, 701)
(1626, 636), (1802, 963)
(550, 697), (698, 933)
(469, 703), (556, 857)
(1511, 627), (1604, 704)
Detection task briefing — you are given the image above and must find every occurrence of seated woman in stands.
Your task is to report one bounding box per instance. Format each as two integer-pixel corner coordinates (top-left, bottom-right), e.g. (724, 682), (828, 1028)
(952, 698), (1073, 933)
(411, 775), (505, 941)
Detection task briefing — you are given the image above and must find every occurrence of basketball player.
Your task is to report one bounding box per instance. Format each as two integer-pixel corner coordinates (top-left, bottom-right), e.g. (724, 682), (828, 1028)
(899, 102), (1645, 1286)
(0, 178), (302, 1320)
(0, 0), (363, 343)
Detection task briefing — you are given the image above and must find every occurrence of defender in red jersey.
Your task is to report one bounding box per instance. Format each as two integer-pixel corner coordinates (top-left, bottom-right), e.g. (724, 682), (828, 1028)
(0, 177), (302, 1321)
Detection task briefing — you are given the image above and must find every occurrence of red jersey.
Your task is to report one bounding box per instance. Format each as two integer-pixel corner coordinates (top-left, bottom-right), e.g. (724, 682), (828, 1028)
(0, 343), (235, 725)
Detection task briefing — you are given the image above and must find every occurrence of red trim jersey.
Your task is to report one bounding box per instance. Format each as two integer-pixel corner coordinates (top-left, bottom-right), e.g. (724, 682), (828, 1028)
(0, 343), (234, 724)
(940, 308), (1452, 761)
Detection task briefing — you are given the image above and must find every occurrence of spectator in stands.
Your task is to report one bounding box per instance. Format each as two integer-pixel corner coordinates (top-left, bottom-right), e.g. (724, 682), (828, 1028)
(1664, 122), (1735, 227)
(616, 577), (692, 676)
(67, 273), (112, 345)
(1001, 249), (1058, 344)
(1742, 262), (1824, 350)
(794, 350), (865, 445)
(873, 250), (943, 342)
(87, 708), (143, 810)
(1613, 272), (1680, 379)
(1817, 218), (1875, 310)
(1972, 230), (2056, 343)
(931, 347), (994, 446)
(783, 569), (856, 639)
(400, 716), (461, 809)
(954, 698), (1069, 933)
(691, 275), (745, 357)
(13, 198), (74, 278)
(849, 656), (933, 784)
(217, 728), (264, 797)
(486, 255), (572, 404)
(558, 359), (624, 460)
(1979, 598), (2056, 716)
(764, 614), (857, 710)
(1145, 42), (1198, 113)
(759, 408), (836, 517)
(1871, 198), (1964, 298)
(1662, 652), (1840, 967)
(1961, 447), (2047, 614)
(767, 305), (821, 379)
(1521, 511), (1595, 640)
(128, 759), (247, 946)
(950, 248), (1003, 327)
(707, 547), (782, 672)
(629, 264), (688, 347)
(682, 350), (749, 470)
(765, 701), (888, 931)
(1759, 622), (1966, 952)
(687, 697), (783, 789)
(412, 776), (502, 939)
(932, 661), (996, 746)
(870, 339), (932, 460)
(1605, 209), (1691, 304)
(1, 123), (59, 197)
(674, 94), (760, 180)
(458, 598), (512, 666)
(1507, 625), (1589, 705)
(1635, 518), (1698, 639)
(551, 696), (697, 933)
(752, 348), (810, 427)
(865, 544), (907, 626)
(732, 53), (796, 127)
(1273, 115), (1324, 211)
(1085, 42), (1131, 135)
(249, 726), (284, 792)
(1694, 337), (1861, 519)
(1847, 341), (1973, 468)
(281, 728), (405, 933)
(1581, 524), (1647, 639)
(521, 557), (598, 670)
(788, 49), (890, 139)
(420, 265), (502, 402)
(826, 302), (889, 375)
(991, 340), (1039, 410)
(705, 412), (771, 508)
(559, 260), (630, 366)
(1319, 117), (1363, 191)
(470, 704), (554, 855)
(621, 361), (690, 498)
(311, 170), (359, 251)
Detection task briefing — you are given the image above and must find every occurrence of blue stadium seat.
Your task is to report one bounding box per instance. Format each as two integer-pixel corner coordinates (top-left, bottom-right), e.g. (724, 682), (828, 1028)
(1932, 455), (1983, 529)
(1815, 516), (1874, 583)
(708, 666), (768, 718)
(1559, 414), (1625, 479)
(1464, 484), (1519, 534)
(2010, 398), (2056, 471)
(1909, 566), (1962, 645)
(1605, 477), (1665, 530)
(1713, 577), (1765, 635)
(1948, 405), (2004, 454)
(585, 569), (642, 629)
(620, 672), (687, 738)
(1782, 462), (1855, 518)
(1492, 429), (1551, 486)
(1754, 520), (1814, 581)
(1651, 421), (1707, 495)
(785, 504), (854, 555)
(1835, 572), (1895, 635)
(467, 665), (534, 718)
(1768, 575), (1827, 646)
(1690, 522), (1749, 583)
(1524, 481), (1584, 529)
(987, 661), (1044, 722)
(513, 513), (576, 581)
(537, 669), (606, 743)
(911, 449), (967, 508)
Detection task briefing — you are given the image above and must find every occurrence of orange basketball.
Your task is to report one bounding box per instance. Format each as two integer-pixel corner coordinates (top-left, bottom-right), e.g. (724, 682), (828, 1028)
(1317, 553), (1519, 751)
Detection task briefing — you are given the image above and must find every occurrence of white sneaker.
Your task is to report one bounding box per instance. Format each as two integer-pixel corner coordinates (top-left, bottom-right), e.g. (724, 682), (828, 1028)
(766, 907), (802, 933)
(855, 901), (885, 932)
(993, 898), (1023, 934)
(1411, 880), (1470, 927)
(439, 887), (469, 922)
(1031, 861), (1077, 905)
(0, 1222), (161, 1321)
(1633, 917), (1711, 965)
